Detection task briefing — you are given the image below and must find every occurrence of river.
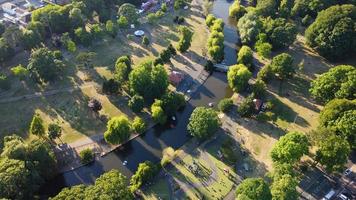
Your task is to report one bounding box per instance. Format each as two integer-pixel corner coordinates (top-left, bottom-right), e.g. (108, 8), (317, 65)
(43, 0), (237, 197)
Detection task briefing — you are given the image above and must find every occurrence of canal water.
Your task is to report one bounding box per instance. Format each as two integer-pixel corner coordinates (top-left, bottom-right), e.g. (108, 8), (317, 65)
(43, 0), (237, 197)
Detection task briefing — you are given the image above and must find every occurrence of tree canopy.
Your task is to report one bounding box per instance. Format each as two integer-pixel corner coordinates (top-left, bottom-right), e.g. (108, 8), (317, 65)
(262, 17), (297, 49)
(270, 131), (309, 164)
(187, 107), (220, 140)
(104, 116), (131, 145)
(129, 62), (168, 101)
(270, 53), (295, 80)
(27, 47), (63, 82)
(305, 4), (356, 60)
(130, 161), (157, 192)
(227, 64), (252, 93)
(310, 65), (355, 103)
(235, 178), (272, 200)
(270, 174), (298, 200)
(118, 3), (139, 24)
(237, 11), (262, 44)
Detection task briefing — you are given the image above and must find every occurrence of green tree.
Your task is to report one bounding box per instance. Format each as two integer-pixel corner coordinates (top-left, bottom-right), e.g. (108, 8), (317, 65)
(271, 174), (298, 200)
(0, 158), (39, 200)
(227, 64), (252, 93)
(207, 30), (224, 62)
(151, 100), (167, 125)
(130, 161), (157, 192)
(160, 91), (186, 115)
(129, 63), (168, 101)
(142, 36), (149, 46)
(229, 1), (247, 20)
(187, 107), (220, 140)
(256, 0), (277, 17)
(237, 11), (262, 44)
(11, 64), (28, 79)
(305, 4), (356, 60)
(79, 148), (94, 164)
(316, 134), (350, 172)
(115, 56), (132, 83)
(29, 114), (45, 137)
(104, 116), (131, 145)
(106, 20), (117, 38)
(74, 27), (92, 46)
(1, 135), (27, 160)
(270, 53), (295, 80)
(118, 3), (138, 24)
(22, 29), (42, 50)
(206, 14), (216, 27)
(270, 131), (309, 164)
(262, 17), (297, 49)
(235, 178), (272, 200)
(252, 79), (267, 98)
(237, 95), (255, 117)
(0, 38), (15, 63)
(128, 95), (144, 113)
(132, 117), (146, 134)
(238, 45), (253, 69)
(27, 47), (63, 82)
(47, 123), (62, 141)
(177, 26), (193, 53)
(117, 16), (129, 28)
(69, 7), (85, 28)
(309, 65), (355, 103)
(218, 98), (233, 113)
(50, 185), (86, 200)
(85, 170), (133, 199)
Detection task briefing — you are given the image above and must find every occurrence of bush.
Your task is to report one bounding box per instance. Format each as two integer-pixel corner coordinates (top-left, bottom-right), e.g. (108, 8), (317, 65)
(80, 148), (94, 164)
(255, 42), (272, 59)
(53, 50), (62, 59)
(238, 46), (253, 70)
(102, 79), (119, 94)
(161, 3), (167, 12)
(252, 79), (267, 98)
(204, 60), (214, 73)
(161, 147), (177, 167)
(257, 64), (273, 82)
(147, 13), (157, 24)
(128, 95), (144, 113)
(151, 100), (167, 125)
(142, 36), (149, 46)
(0, 73), (10, 90)
(229, 1), (247, 19)
(205, 14), (216, 27)
(11, 64), (29, 80)
(117, 16), (128, 28)
(132, 117), (146, 134)
(177, 26), (193, 53)
(227, 64), (252, 93)
(218, 98), (233, 113)
(237, 95), (255, 117)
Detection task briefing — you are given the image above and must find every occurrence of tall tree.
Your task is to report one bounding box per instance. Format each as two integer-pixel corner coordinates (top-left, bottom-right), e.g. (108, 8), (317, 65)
(104, 116), (131, 145)
(187, 107), (220, 140)
(227, 64), (252, 93)
(235, 178), (272, 200)
(29, 114), (46, 137)
(270, 53), (295, 80)
(271, 174), (298, 200)
(270, 131), (309, 164)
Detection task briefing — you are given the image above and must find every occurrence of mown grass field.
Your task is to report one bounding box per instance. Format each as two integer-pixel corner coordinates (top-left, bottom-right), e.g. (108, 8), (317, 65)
(0, 8), (208, 143)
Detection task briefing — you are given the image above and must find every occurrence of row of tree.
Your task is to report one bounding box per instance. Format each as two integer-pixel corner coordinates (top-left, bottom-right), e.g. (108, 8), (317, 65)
(206, 15), (225, 62)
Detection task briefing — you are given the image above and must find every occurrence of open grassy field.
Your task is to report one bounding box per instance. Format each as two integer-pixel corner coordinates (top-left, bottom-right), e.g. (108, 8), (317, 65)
(0, 6), (208, 143)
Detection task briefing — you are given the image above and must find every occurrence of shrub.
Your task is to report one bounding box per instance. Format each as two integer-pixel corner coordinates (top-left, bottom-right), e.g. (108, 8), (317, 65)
(80, 148), (94, 164)
(142, 36), (149, 46)
(255, 42), (272, 59)
(257, 64), (273, 82)
(237, 95), (255, 117)
(218, 98), (233, 113)
(204, 60), (214, 73)
(161, 3), (167, 12)
(128, 95), (144, 113)
(11, 64), (29, 79)
(227, 64), (252, 93)
(53, 50), (62, 59)
(238, 46), (253, 69)
(132, 117), (146, 134)
(252, 79), (267, 98)
(161, 147), (177, 167)
(117, 16), (129, 28)
(147, 13), (158, 24)
(229, 1), (247, 19)
(0, 73), (10, 90)
(102, 79), (119, 94)
(177, 26), (193, 53)
(205, 14), (216, 27)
